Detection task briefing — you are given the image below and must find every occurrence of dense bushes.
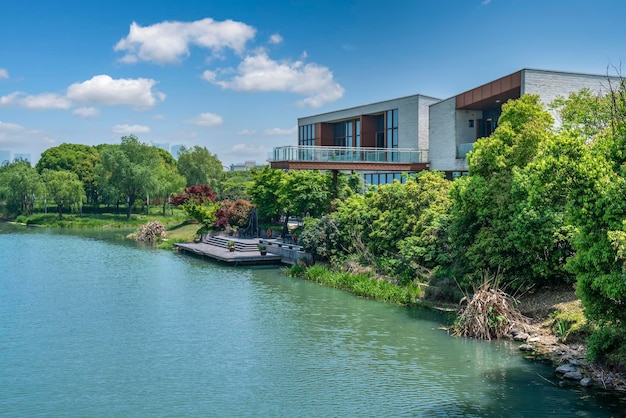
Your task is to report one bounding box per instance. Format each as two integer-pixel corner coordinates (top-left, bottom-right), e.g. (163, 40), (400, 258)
(325, 171), (451, 284)
(295, 86), (626, 362)
(586, 326), (626, 370)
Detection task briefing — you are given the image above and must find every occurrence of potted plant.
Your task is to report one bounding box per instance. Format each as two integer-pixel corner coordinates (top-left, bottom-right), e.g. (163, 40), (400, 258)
(258, 244), (267, 256)
(227, 241), (236, 252)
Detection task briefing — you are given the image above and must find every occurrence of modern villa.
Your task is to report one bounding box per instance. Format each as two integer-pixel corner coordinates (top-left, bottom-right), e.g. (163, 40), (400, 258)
(269, 69), (613, 185)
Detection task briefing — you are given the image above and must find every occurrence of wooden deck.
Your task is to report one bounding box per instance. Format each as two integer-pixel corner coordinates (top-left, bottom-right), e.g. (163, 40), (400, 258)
(174, 236), (284, 266)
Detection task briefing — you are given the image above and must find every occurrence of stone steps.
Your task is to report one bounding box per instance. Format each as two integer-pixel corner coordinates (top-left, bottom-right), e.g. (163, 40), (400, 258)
(205, 236), (261, 252)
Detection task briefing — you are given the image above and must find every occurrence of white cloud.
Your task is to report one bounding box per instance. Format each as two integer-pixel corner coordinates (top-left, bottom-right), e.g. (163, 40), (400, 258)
(67, 75), (165, 110)
(236, 129), (256, 136)
(0, 75), (165, 111)
(115, 18), (256, 65)
(184, 112), (223, 127)
(0, 92), (22, 106)
(269, 33), (283, 45)
(203, 52), (345, 107)
(73, 107), (99, 118)
(112, 124), (151, 134)
(481, 0), (492, 4)
(0, 121), (27, 133)
(0, 92), (71, 110)
(263, 126), (297, 136)
(152, 114), (166, 120)
(222, 143), (268, 160)
(0, 68), (8, 79)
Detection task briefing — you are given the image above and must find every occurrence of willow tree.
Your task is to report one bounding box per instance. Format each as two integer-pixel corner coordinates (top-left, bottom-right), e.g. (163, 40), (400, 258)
(177, 145), (223, 190)
(0, 159), (42, 215)
(96, 135), (161, 219)
(43, 169), (86, 218)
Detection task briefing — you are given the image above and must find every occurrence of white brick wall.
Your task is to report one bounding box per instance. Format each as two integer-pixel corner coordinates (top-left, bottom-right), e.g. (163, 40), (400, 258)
(523, 69), (614, 126)
(522, 69), (611, 105)
(429, 97), (468, 171)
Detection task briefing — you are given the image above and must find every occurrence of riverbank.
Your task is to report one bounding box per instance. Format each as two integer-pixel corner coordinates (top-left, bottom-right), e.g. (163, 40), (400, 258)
(290, 263), (626, 394)
(516, 286), (626, 392)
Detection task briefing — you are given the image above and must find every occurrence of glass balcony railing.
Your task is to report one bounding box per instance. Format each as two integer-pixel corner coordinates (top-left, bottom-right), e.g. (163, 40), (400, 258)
(271, 146), (428, 164)
(457, 143), (474, 159)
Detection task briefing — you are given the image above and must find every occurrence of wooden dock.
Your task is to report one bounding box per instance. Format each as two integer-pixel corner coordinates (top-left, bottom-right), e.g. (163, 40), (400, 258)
(174, 236), (292, 266)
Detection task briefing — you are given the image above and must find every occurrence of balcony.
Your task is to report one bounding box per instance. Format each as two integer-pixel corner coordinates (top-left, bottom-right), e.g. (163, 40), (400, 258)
(270, 146), (429, 172)
(456, 142), (474, 159)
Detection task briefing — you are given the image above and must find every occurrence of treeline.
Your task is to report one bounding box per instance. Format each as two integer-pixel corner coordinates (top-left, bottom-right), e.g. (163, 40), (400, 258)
(297, 86), (626, 365)
(0, 136), (227, 219)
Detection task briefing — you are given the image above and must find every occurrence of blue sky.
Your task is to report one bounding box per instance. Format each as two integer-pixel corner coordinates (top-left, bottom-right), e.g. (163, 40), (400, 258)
(1, 0), (625, 166)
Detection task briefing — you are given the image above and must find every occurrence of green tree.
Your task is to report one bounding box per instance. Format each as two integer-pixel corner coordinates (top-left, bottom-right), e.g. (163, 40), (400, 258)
(36, 143), (100, 206)
(221, 170), (253, 201)
(177, 145), (223, 189)
(330, 172), (451, 281)
(95, 135), (161, 219)
(448, 95), (558, 287)
(248, 166), (286, 223)
(154, 163), (186, 215)
(182, 202), (218, 235)
(557, 79), (626, 325)
(279, 170), (332, 219)
(0, 159), (43, 215)
(43, 169), (86, 218)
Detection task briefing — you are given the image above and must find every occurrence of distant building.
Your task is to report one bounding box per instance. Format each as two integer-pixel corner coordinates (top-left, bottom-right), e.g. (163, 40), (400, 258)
(230, 160), (264, 171)
(14, 153), (31, 163)
(170, 145), (183, 159)
(152, 142), (170, 152)
(0, 150), (9, 165)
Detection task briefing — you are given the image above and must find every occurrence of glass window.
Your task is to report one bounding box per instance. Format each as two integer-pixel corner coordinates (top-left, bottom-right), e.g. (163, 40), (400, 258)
(298, 124), (315, 146)
(386, 109), (398, 150)
(333, 121), (353, 147)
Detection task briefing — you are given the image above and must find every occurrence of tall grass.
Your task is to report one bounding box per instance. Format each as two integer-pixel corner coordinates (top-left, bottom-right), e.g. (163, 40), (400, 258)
(288, 264), (422, 306)
(20, 212), (187, 228)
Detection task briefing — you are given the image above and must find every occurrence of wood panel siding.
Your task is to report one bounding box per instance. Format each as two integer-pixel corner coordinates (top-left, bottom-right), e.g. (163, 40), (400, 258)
(360, 115), (377, 147)
(456, 71), (522, 110)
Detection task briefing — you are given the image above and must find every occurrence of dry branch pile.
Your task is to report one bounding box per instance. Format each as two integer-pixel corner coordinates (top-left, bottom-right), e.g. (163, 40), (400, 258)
(135, 221), (166, 242)
(454, 281), (532, 341)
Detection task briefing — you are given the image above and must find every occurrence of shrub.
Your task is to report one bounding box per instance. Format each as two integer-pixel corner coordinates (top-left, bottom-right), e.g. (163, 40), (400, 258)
(300, 216), (341, 262)
(586, 326), (626, 371)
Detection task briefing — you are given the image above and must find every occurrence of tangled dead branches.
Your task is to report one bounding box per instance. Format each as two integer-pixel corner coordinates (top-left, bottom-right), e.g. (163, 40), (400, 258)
(454, 279), (532, 341)
(136, 221), (167, 242)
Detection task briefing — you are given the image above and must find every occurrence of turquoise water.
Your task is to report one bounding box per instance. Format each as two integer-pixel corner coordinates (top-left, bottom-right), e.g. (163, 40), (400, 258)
(0, 223), (623, 416)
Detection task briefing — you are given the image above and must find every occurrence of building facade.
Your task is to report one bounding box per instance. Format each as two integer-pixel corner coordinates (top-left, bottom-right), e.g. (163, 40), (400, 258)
(428, 69), (612, 177)
(271, 94), (440, 186)
(270, 69), (614, 184)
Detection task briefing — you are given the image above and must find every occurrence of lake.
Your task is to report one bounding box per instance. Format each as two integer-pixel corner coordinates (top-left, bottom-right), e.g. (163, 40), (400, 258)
(0, 223), (623, 416)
